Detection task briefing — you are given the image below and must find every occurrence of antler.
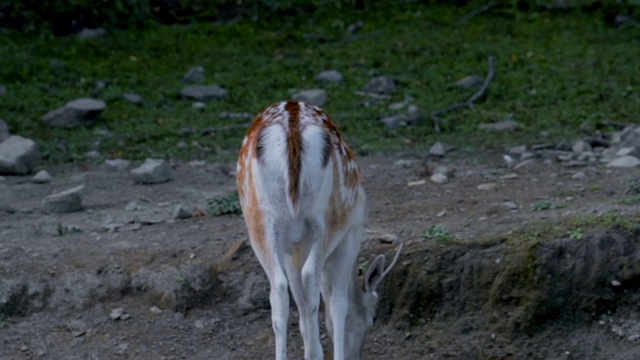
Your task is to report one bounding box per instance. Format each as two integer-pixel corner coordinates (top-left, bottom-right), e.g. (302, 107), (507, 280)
(380, 242), (404, 280)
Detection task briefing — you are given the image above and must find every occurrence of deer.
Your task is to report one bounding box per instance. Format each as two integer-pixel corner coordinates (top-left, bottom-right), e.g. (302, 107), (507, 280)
(236, 100), (403, 360)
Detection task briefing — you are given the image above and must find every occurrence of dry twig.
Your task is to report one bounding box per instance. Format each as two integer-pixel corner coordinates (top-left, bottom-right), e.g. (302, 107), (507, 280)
(353, 91), (392, 100)
(430, 56), (496, 133)
(457, 1), (498, 26)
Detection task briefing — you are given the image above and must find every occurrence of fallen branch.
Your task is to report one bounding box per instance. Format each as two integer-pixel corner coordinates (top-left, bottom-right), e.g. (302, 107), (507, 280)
(430, 56), (496, 133)
(457, 1), (498, 26)
(326, 30), (386, 46)
(354, 91), (392, 100)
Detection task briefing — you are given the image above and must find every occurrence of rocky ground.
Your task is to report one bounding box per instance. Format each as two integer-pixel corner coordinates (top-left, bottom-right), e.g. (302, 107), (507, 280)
(1, 127), (640, 359)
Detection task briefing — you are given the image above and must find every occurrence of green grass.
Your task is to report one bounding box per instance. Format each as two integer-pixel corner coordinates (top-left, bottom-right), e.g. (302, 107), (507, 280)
(531, 199), (566, 211)
(208, 192), (241, 216)
(422, 224), (455, 243)
(0, 2), (638, 163)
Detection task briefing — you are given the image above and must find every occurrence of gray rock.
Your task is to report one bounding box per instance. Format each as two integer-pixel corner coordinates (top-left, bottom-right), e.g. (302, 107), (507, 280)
(78, 28), (107, 39)
(576, 151), (596, 163)
(406, 104), (423, 125)
(292, 89), (327, 107)
(130, 159), (172, 184)
(363, 76), (397, 94)
(122, 93), (144, 105)
(429, 142), (445, 156)
(479, 120), (522, 132)
(42, 185), (84, 213)
(606, 156), (640, 168)
(172, 204), (194, 220)
(477, 182), (497, 191)
(381, 104), (423, 130)
(514, 159), (536, 170)
(33, 170), (52, 184)
(616, 147), (637, 157)
(621, 126), (640, 148)
(109, 307), (125, 320)
(180, 85), (228, 101)
(380, 114), (408, 130)
(315, 70), (343, 84)
(572, 140), (592, 153)
(192, 101), (206, 109)
(501, 201), (518, 211)
(124, 200), (139, 211)
(131, 264), (217, 312)
(572, 171), (587, 180)
(430, 173), (448, 184)
(393, 159), (414, 167)
(84, 150), (100, 159)
(520, 152), (536, 161)
(236, 271), (270, 313)
(433, 165), (455, 177)
(94, 128), (112, 138)
(218, 111), (253, 119)
(0, 85), (6, 95)
(388, 101), (407, 110)
(500, 173), (520, 180)
(0, 119), (9, 142)
(0, 135), (41, 175)
(42, 98), (106, 128)
(503, 155), (515, 166)
(104, 158), (130, 172)
(182, 66), (205, 83)
(455, 75), (483, 89)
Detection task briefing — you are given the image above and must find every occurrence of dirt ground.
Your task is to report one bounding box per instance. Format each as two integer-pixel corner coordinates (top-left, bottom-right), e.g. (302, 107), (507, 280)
(1, 147), (639, 360)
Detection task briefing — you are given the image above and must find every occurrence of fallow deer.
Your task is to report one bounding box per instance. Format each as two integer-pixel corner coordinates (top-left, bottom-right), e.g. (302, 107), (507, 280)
(236, 100), (402, 360)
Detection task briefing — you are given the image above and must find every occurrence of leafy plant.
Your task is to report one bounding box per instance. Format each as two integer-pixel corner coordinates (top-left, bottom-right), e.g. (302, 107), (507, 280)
(422, 225), (454, 243)
(620, 195), (640, 205)
(567, 229), (584, 240)
(626, 177), (640, 195)
(57, 223), (82, 236)
(531, 200), (566, 211)
(208, 192), (242, 216)
(357, 256), (368, 276)
(588, 185), (604, 193)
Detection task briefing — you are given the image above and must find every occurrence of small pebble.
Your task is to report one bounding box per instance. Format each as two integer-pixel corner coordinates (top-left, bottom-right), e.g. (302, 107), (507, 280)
(477, 183), (497, 191)
(430, 173), (448, 184)
(150, 306), (163, 315)
(110, 307), (125, 320)
(32, 170), (52, 184)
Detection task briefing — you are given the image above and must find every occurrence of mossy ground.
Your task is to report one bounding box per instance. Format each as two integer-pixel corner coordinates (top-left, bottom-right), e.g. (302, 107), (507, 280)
(0, 2), (638, 164)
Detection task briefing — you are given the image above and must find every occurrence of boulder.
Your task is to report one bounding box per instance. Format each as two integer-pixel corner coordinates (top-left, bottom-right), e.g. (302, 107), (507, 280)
(130, 159), (172, 184)
(42, 185), (84, 213)
(42, 98), (106, 128)
(0, 136), (41, 175)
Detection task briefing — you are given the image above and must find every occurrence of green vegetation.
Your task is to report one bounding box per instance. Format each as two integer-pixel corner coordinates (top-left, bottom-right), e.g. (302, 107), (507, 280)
(588, 185), (604, 193)
(620, 195), (640, 205)
(56, 223), (82, 236)
(0, 2), (638, 163)
(567, 228), (584, 240)
(626, 177), (640, 195)
(531, 199), (566, 211)
(208, 192), (241, 216)
(496, 212), (640, 246)
(422, 224), (455, 243)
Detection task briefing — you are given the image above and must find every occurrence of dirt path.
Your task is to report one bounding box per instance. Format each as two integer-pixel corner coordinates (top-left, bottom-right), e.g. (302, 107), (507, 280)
(1, 150), (639, 359)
